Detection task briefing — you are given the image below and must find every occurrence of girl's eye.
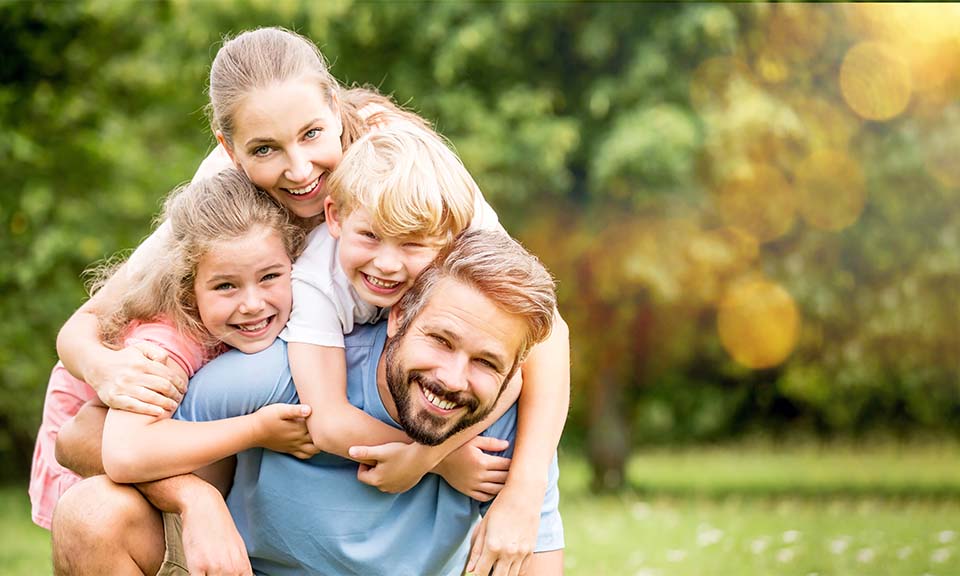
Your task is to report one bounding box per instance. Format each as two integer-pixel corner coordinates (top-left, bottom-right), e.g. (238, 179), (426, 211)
(305, 128), (321, 139)
(261, 272), (281, 282)
(214, 282), (235, 291)
(253, 145), (272, 157)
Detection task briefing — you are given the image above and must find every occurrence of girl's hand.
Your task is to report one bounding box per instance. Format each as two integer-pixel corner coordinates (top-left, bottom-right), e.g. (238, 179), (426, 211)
(252, 403), (319, 459)
(434, 436), (511, 502)
(89, 342), (186, 416)
(466, 484), (543, 576)
(348, 442), (436, 493)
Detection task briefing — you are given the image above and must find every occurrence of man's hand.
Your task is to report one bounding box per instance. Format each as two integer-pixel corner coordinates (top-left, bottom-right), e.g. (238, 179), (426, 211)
(252, 403), (320, 459)
(89, 342), (186, 416)
(435, 436), (511, 502)
(466, 482), (544, 576)
(349, 441), (437, 493)
(179, 486), (252, 576)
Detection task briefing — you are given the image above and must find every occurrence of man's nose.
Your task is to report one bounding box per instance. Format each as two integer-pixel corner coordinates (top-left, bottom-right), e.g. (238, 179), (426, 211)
(435, 354), (470, 393)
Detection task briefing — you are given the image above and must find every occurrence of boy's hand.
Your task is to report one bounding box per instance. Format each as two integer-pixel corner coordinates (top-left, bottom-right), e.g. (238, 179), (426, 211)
(434, 436), (510, 502)
(466, 483), (543, 576)
(349, 442), (435, 493)
(252, 403), (319, 459)
(90, 342), (186, 416)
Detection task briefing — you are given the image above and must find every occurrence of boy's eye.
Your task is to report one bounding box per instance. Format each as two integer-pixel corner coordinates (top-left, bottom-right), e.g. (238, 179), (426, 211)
(360, 230), (378, 240)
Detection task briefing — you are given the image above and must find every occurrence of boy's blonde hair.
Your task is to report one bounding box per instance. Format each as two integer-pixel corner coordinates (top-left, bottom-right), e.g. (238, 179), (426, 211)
(326, 123), (477, 241)
(208, 27), (427, 153)
(92, 169), (304, 349)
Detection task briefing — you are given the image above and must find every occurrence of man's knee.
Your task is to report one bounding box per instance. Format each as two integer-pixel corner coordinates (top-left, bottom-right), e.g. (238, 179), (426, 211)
(52, 475), (163, 575)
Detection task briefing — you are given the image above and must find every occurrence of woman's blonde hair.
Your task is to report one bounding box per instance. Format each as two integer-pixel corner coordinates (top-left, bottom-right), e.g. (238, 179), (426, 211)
(326, 123), (477, 241)
(207, 27), (428, 152)
(92, 169), (304, 349)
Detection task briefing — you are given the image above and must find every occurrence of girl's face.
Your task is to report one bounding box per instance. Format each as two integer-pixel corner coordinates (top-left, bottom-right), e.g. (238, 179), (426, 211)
(326, 201), (445, 309)
(224, 78), (344, 220)
(194, 226), (293, 353)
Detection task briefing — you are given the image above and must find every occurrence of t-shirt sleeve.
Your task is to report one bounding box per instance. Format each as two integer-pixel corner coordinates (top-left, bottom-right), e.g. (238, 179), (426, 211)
(284, 276), (346, 348)
(469, 186), (505, 233)
(123, 320), (206, 377)
(174, 339), (297, 422)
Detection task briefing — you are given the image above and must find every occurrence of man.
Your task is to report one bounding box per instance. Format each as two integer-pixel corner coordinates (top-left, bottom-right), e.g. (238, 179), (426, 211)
(53, 229), (564, 575)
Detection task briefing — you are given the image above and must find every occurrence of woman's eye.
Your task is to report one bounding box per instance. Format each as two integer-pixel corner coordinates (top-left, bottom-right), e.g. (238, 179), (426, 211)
(305, 128), (321, 139)
(253, 145), (271, 157)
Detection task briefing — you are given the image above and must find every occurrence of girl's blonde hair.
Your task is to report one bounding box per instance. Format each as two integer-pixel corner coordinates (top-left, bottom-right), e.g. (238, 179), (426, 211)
(207, 27), (428, 153)
(326, 123), (477, 242)
(92, 169), (304, 349)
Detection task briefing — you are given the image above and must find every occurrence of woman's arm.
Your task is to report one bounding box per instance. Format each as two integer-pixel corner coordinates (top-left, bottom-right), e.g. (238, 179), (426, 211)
(57, 224), (185, 415)
(466, 309), (570, 576)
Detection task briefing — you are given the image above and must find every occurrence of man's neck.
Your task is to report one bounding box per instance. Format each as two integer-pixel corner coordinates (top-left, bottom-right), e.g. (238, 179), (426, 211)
(376, 339), (400, 424)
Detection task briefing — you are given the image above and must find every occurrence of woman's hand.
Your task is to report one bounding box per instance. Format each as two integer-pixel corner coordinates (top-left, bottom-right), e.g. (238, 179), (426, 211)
(434, 436), (511, 502)
(348, 442), (438, 493)
(466, 482), (544, 576)
(251, 403), (319, 459)
(88, 342), (186, 416)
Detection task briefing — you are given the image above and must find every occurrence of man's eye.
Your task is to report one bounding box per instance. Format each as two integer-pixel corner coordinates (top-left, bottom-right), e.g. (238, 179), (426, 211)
(431, 335), (451, 348)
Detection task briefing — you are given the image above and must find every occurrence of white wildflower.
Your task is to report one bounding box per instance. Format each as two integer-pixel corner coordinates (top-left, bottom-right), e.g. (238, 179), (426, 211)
(666, 549), (687, 563)
(856, 548), (876, 564)
(829, 536), (850, 555)
(931, 547), (951, 564)
(938, 530), (956, 544)
(776, 548), (796, 563)
(782, 530), (801, 544)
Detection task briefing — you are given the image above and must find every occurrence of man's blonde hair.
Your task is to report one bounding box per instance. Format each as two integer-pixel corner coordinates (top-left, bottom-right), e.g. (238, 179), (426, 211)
(326, 123), (477, 241)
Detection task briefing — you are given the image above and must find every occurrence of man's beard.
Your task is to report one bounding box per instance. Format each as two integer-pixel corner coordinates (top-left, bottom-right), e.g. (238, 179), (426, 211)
(384, 330), (495, 446)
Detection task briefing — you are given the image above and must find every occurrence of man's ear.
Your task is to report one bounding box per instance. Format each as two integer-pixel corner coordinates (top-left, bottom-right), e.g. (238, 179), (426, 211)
(325, 197), (343, 239)
(216, 131), (241, 168)
(387, 306), (401, 338)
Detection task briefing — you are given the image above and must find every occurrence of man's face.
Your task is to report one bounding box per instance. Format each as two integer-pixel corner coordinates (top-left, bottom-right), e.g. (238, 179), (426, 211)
(385, 278), (526, 446)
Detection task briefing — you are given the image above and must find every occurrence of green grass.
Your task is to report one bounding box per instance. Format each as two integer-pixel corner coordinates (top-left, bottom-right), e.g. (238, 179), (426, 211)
(5, 441), (960, 575)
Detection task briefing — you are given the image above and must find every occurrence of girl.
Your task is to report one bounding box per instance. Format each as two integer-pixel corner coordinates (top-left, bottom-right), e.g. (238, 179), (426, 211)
(30, 168), (314, 530)
(54, 27), (570, 574)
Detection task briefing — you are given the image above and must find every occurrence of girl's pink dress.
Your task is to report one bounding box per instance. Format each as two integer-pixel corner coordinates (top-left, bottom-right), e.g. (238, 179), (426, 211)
(28, 320), (206, 529)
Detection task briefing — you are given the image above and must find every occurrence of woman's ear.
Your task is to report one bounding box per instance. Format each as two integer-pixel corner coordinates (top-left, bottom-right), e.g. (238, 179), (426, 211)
(216, 131), (241, 168)
(324, 196), (343, 239)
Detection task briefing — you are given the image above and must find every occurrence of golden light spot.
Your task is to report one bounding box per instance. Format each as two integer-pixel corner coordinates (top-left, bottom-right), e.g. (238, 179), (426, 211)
(789, 96), (861, 154)
(795, 150), (866, 231)
(715, 164), (796, 243)
(690, 57), (755, 113)
(840, 42), (912, 121)
(718, 278), (800, 370)
(765, 3), (830, 64)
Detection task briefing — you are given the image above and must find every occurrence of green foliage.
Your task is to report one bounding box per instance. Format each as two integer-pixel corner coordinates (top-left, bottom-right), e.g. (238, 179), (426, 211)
(3, 2), (959, 491)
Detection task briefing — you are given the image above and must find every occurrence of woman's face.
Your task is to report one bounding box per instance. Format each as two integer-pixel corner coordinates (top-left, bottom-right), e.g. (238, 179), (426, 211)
(224, 78), (344, 220)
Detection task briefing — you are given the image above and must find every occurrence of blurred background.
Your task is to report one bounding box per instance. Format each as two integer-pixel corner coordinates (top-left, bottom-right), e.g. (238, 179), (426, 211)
(2, 2), (960, 574)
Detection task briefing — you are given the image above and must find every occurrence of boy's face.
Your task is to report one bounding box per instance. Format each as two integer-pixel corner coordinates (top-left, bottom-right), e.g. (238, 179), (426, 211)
(327, 203), (445, 308)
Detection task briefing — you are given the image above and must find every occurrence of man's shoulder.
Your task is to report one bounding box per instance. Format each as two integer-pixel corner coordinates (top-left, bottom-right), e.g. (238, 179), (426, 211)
(343, 320), (387, 349)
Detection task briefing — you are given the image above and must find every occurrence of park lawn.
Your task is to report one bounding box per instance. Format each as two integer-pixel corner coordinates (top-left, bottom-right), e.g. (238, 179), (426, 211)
(4, 441), (960, 575)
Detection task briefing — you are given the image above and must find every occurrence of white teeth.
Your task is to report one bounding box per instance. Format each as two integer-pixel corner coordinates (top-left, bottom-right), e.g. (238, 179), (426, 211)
(288, 177), (320, 196)
(422, 385), (457, 410)
(236, 318), (269, 332)
(365, 274), (400, 289)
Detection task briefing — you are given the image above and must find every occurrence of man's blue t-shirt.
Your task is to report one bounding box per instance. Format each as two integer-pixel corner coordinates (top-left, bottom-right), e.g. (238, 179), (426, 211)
(175, 322), (563, 576)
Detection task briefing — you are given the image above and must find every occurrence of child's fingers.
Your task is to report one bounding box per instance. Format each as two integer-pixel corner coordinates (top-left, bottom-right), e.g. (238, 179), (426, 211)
(481, 470), (509, 485)
(481, 454), (512, 472)
(276, 403), (311, 419)
(470, 436), (510, 453)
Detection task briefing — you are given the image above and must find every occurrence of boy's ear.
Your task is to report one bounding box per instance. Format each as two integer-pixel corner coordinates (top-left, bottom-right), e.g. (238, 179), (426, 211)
(216, 132), (241, 168)
(324, 197), (343, 238)
(386, 306), (401, 338)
